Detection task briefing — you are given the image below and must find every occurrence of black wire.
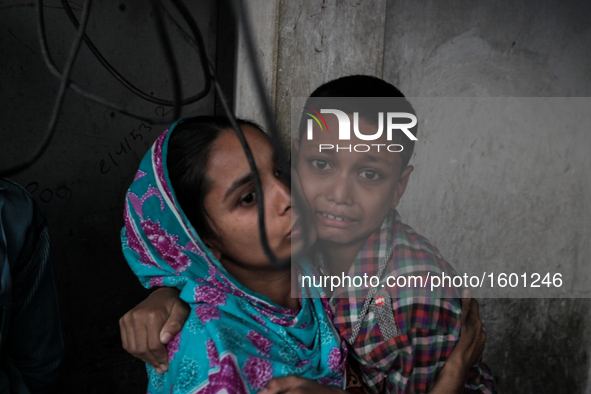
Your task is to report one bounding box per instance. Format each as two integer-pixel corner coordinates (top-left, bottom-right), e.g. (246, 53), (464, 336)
(0, 0), (93, 177)
(161, 0), (288, 171)
(160, 2), (200, 51)
(166, 0), (288, 267)
(212, 73), (289, 268)
(149, 0), (181, 122)
(0, 0), (190, 177)
(229, 0), (289, 168)
(59, 0), (210, 107)
(3, 0), (286, 268)
(229, 0), (291, 267)
(34, 0), (187, 124)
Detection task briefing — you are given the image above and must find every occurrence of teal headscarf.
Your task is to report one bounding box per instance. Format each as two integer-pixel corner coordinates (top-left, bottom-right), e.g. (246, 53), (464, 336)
(121, 117), (346, 393)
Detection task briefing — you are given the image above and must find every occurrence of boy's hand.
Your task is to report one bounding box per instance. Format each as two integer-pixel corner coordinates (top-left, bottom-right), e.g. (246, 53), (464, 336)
(119, 287), (189, 374)
(258, 376), (346, 394)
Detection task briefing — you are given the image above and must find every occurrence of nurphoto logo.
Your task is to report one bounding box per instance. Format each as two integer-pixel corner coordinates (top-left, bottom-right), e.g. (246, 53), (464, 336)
(304, 108), (417, 152)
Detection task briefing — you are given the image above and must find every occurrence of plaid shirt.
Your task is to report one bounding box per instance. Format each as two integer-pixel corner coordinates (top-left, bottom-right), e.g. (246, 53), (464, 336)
(319, 210), (497, 394)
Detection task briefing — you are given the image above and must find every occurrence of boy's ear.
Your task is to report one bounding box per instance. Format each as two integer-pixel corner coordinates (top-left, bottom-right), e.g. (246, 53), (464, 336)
(391, 165), (414, 210)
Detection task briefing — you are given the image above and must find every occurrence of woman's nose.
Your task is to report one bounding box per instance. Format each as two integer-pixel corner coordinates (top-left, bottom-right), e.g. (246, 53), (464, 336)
(271, 176), (291, 215)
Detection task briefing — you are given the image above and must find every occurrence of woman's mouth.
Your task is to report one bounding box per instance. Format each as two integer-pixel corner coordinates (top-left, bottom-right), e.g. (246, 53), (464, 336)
(289, 217), (303, 239)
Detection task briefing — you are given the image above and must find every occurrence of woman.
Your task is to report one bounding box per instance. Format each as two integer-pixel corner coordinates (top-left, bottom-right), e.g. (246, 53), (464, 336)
(120, 116), (486, 393)
(121, 116), (346, 393)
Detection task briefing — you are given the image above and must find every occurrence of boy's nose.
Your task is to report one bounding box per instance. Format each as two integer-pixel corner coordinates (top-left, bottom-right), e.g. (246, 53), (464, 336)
(326, 176), (354, 205)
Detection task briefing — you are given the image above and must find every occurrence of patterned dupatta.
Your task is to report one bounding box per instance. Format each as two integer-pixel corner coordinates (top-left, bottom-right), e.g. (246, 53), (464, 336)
(121, 118), (346, 394)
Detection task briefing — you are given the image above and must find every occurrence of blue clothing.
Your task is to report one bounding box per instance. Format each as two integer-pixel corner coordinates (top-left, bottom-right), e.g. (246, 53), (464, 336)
(0, 179), (64, 394)
(121, 118), (347, 394)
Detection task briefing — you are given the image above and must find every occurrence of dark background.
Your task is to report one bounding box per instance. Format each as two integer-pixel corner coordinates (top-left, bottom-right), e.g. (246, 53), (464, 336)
(1, 1), (236, 392)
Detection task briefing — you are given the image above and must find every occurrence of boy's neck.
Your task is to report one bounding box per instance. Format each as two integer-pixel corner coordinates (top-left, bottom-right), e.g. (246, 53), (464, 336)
(318, 239), (366, 276)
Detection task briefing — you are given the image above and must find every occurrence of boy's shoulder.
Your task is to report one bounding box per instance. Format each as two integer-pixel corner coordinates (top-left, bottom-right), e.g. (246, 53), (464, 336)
(390, 210), (457, 276)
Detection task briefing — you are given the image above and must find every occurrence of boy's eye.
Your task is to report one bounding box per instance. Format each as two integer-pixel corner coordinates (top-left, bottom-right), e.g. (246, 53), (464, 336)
(240, 192), (257, 206)
(359, 169), (381, 180)
(311, 159), (331, 170)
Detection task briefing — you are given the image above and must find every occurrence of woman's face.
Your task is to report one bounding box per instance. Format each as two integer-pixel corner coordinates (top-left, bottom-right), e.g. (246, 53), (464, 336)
(202, 126), (292, 268)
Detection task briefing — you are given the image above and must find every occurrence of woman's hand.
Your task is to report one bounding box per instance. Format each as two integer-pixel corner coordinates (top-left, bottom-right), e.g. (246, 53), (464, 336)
(429, 290), (487, 393)
(258, 376), (346, 394)
(119, 287), (190, 374)
(448, 290), (486, 374)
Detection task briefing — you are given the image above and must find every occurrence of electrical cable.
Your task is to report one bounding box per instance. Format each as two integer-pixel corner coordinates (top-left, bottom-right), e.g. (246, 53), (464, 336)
(166, 0), (288, 267)
(0, 0), (185, 177)
(0, 0), (93, 177)
(60, 0), (210, 107)
(160, 0), (289, 175)
(160, 2), (201, 54)
(161, 0), (291, 267)
(34, 0), (180, 124)
(149, 0), (181, 122)
(229, 0), (292, 267)
(211, 72), (289, 268)
(229, 0), (289, 168)
(34, 0), (204, 124)
(2, 0), (288, 267)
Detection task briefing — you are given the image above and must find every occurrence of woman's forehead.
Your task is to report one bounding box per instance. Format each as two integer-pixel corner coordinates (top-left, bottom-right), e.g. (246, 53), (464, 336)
(207, 127), (274, 184)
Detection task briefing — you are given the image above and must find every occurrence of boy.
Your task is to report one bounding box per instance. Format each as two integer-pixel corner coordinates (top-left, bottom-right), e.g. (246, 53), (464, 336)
(120, 76), (496, 393)
(290, 75), (496, 393)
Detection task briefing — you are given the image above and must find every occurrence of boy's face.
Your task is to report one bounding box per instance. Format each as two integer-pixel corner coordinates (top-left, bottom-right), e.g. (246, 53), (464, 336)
(293, 114), (413, 247)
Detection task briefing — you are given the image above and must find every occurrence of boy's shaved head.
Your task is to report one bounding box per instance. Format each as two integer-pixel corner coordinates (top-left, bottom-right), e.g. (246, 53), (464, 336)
(299, 75), (417, 168)
(308, 74), (405, 98)
(293, 75), (416, 265)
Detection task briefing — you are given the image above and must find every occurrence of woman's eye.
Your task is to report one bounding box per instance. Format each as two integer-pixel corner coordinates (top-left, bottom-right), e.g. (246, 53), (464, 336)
(240, 192), (256, 206)
(274, 166), (283, 178)
(359, 169), (380, 180)
(311, 159), (331, 170)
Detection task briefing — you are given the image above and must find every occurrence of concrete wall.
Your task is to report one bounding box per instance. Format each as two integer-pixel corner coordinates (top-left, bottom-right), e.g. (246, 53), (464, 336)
(234, 0), (280, 131)
(236, 0), (591, 392)
(234, 0), (388, 144)
(384, 1), (591, 392)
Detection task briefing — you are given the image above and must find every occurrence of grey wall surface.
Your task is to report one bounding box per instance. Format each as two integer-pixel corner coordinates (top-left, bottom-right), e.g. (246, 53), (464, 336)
(234, 0), (590, 392)
(384, 1), (591, 392)
(274, 0), (387, 141)
(1, 1), (221, 392)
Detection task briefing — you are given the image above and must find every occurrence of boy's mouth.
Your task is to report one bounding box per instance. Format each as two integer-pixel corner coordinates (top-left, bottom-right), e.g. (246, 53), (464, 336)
(316, 211), (357, 228)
